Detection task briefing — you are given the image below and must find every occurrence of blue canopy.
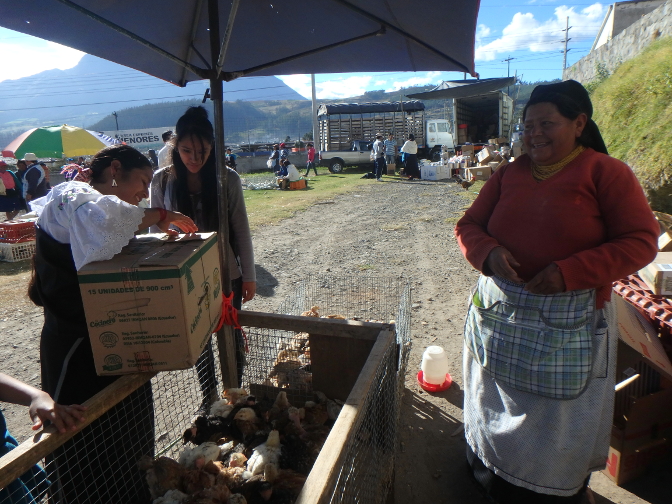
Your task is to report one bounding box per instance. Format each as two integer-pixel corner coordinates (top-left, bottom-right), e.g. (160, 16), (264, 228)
(1, 0), (480, 86)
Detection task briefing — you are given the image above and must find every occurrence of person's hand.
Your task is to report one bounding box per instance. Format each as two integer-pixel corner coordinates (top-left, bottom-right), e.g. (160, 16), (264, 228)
(29, 391), (87, 433)
(157, 210), (198, 235)
(25, 194), (32, 203)
(525, 263), (565, 295)
(485, 247), (523, 283)
(242, 281), (256, 303)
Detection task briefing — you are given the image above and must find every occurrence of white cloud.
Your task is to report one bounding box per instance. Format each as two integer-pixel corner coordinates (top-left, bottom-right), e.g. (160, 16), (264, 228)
(277, 74), (373, 99)
(0, 38), (84, 82)
(317, 76), (372, 99)
(277, 74), (312, 98)
(384, 71), (444, 92)
(475, 3), (605, 61)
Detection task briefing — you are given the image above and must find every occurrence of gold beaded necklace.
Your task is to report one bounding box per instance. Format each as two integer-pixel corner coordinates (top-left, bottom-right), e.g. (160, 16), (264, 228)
(530, 144), (586, 181)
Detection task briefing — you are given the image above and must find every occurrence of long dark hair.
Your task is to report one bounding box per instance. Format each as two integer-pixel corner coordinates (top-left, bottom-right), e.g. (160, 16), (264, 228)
(170, 106), (219, 232)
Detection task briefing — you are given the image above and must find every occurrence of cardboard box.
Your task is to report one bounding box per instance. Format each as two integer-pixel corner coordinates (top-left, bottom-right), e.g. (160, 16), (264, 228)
(497, 137), (508, 145)
(387, 163), (396, 175)
(604, 339), (672, 486)
(613, 295), (672, 378)
(477, 145), (495, 164)
(466, 166), (492, 181)
(659, 231), (672, 252)
(420, 165), (439, 181)
(512, 141), (523, 158)
(460, 144), (474, 155)
(638, 252), (672, 296)
(488, 138), (497, 145)
(78, 233), (222, 375)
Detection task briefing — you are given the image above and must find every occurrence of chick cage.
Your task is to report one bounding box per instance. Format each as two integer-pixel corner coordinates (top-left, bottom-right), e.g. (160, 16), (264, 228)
(0, 275), (410, 504)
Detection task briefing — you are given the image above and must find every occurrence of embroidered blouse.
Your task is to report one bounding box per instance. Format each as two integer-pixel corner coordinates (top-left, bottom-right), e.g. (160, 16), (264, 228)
(30, 181), (145, 270)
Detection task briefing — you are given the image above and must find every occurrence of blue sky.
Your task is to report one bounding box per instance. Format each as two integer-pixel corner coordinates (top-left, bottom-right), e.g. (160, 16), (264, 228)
(0, 2), (607, 100)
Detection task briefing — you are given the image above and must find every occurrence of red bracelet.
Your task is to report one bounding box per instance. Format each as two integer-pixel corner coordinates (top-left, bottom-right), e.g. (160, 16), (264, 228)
(157, 208), (167, 222)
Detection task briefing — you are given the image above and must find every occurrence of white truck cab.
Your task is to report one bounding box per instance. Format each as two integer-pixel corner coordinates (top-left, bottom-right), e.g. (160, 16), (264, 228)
(426, 119), (455, 154)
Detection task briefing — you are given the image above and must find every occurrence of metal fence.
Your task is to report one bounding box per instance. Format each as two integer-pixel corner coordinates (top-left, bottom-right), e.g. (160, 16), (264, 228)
(1, 274), (410, 504)
(273, 275), (411, 503)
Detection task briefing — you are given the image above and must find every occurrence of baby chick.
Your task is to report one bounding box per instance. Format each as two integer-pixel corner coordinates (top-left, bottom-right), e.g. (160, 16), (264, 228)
(247, 430), (282, 476)
(178, 441), (221, 469)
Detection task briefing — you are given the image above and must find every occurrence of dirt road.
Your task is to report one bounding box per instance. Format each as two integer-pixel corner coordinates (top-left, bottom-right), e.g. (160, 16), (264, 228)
(0, 176), (664, 503)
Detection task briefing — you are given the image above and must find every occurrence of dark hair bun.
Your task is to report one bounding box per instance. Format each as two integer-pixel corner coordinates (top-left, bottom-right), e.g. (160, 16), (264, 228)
(175, 106), (214, 142)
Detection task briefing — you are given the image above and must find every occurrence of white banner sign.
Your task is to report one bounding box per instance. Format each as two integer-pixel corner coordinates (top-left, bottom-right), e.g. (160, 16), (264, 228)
(100, 127), (173, 149)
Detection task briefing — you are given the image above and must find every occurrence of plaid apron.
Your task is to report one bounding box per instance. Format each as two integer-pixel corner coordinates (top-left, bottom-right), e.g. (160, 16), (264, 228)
(464, 275), (596, 399)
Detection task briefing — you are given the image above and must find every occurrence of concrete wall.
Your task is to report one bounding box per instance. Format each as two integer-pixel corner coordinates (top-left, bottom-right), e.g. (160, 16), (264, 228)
(564, 0), (672, 83)
(613, 0), (667, 36)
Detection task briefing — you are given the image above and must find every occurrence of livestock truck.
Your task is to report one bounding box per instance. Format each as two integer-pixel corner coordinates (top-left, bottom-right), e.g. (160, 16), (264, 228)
(317, 101), (454, 173)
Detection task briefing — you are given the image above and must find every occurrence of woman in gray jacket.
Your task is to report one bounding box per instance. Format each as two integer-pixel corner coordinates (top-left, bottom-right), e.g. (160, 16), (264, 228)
(150, 106), (256, 397)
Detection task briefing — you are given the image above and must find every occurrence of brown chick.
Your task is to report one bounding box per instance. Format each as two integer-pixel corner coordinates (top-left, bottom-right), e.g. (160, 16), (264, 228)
(300, 306), (320, 317)
(181, 466), (216, 495)
(223, 388), (249, 406)
(203, 459), (248, 490)
(184, 483), (231, 504)
(233, 407), (264, 437)
(270, 468), (308, 500)
(266, 391), (291, 425)
(138, 455), (186, 500)
(302, 401), (329, 426)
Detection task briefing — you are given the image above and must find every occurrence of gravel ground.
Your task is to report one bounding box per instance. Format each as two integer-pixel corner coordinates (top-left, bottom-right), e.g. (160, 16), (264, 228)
(0, 175), (664, 503)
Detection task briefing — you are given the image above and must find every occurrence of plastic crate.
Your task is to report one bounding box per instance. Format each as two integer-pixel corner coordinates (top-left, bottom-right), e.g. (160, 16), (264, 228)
(0, 220), (36, 243)
(0, 240), (36, 262)
(613, 274), (672, 348)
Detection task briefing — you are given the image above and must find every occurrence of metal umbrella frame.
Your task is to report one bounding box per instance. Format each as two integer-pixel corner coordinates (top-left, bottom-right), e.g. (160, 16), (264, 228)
(1, 0), (480, 386)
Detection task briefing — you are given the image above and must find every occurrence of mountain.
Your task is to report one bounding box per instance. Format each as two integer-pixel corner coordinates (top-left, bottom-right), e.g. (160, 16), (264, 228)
(0, 54), (306, 131)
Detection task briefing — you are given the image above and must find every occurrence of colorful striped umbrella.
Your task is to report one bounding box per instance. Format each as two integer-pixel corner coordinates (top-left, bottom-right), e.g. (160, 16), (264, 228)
(1, 124), (120, 159)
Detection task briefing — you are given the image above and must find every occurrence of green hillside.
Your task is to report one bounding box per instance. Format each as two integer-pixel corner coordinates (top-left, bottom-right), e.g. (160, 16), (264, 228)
(589, 37), (672, 213)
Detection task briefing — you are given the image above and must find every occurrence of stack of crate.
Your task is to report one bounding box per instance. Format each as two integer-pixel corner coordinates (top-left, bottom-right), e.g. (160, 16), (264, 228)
(0, 220), (36, 262)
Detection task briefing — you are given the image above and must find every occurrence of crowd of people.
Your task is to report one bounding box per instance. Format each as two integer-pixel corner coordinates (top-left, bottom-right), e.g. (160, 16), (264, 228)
(0, 80), (663, 504)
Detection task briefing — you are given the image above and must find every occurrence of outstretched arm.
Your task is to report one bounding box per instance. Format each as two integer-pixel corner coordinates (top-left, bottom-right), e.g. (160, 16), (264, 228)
(0, 373), (87, 433)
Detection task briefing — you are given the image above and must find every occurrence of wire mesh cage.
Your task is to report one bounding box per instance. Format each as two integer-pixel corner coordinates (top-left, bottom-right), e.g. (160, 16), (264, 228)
(0, 342), (226, 504)
(1, 275), (410, 504)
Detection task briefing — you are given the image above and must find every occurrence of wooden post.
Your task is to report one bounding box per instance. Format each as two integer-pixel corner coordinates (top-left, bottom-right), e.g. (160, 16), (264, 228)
(296, 328), (395, 503)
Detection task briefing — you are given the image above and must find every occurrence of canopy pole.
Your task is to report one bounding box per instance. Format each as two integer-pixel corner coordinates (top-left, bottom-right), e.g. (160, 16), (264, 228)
(208, 0), (238, 389)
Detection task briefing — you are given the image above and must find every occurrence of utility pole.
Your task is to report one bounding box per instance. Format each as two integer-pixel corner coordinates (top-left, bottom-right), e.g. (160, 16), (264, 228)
(311, 74), (319, 152)
(503, 56), (515, 95)
(562, 17), (572, 72)
(112, 111), (119, 130)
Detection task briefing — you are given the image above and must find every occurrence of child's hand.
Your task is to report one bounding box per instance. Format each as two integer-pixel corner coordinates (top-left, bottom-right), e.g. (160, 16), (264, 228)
(29, 391), (87, 433)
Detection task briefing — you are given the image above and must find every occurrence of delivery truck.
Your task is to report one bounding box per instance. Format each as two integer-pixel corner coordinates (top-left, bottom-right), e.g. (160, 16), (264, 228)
(317, 101), (454, 172)
(407, 78), (516, 149)
(451, 91), (514, 146)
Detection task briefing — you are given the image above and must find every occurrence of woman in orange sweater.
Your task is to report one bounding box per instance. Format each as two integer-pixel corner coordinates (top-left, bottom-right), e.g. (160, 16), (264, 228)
(455, 80), (659, 503)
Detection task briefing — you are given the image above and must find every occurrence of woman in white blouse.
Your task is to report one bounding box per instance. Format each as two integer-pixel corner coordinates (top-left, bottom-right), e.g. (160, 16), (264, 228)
(28, 144), (196, 504)
(401, 133), (420, 180)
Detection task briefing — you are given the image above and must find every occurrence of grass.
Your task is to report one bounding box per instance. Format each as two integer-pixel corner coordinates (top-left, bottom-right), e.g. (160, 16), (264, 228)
(457, 180), (485, 201)
(589, 37), (672, 212)
(242, 167), (375, 230)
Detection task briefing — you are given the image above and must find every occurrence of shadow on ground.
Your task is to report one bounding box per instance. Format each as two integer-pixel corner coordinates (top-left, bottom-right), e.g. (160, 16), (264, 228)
(394, 387), (489, 503)
(254, 264), (278, 298)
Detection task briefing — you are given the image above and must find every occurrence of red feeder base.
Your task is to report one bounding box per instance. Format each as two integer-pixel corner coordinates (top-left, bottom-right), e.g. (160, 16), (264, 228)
(417, 370), (452, 392)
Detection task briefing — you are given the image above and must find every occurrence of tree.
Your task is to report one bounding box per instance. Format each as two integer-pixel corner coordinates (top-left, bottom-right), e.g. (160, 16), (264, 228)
(302, 132), (313, 140)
